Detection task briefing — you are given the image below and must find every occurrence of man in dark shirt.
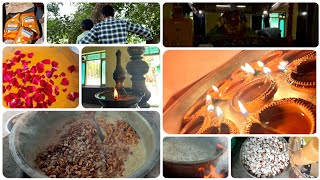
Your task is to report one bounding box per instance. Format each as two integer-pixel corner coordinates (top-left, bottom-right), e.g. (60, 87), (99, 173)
(78, 5), (153, 44)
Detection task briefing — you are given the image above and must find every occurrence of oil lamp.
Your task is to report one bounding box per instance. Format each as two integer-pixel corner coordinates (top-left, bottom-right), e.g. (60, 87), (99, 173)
(95, 50), (144, 108)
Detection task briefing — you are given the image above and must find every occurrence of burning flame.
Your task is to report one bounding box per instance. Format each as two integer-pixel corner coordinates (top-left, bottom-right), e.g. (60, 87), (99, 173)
(238, 101), (248, 116)
(207, 104), (214, 112)
(113, 87), (119, 100)
(216, 106), (223, 118)
(206, 94), (212, 104)
(198, 164), (224, 178)
(245, 63), (255, 75)
(263, 67), (272, 75)
(211, 85), (219, 93)
(278, 61), (289, 71)
(240, 65), (247, 72)
(257, 61), (264, 67)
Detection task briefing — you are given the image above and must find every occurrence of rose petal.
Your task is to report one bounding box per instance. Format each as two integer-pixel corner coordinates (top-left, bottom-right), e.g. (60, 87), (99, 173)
(45, 70), (52, 78)
(49, 79), (54, 85)
(42, 59), (50, 64)
(27, 52), (34, 58)
(52, 61), (58, 67)
(67, 92), (79, 101)
(13, 56), (21, 63)
(68, 65), (76, 73)
(14, 50), (22, 55)
(61, 78), (69, 86)
(30, 66), (37, 74)
(33, 92), (45, 102)
(9, 99), (22, 108)
(20, 54), (26, 58)
(62, 88), (67, 92)
(26, 86), (36, 93)
(36, 62), (44, 73)
(61, 72), (66, 77)
(25, 97), (33, 108)
(53, 75), (59, 79)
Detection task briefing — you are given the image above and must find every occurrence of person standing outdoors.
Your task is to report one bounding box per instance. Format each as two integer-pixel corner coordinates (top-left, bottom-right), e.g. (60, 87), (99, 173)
(78, 5), (153, 44)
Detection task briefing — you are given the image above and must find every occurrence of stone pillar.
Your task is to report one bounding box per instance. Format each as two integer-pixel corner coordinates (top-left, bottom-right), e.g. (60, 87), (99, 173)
(126, 47), (151, 108)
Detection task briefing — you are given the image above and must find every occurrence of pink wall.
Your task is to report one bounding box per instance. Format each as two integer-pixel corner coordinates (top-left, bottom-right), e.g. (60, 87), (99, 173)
(163, 50), (241, 107)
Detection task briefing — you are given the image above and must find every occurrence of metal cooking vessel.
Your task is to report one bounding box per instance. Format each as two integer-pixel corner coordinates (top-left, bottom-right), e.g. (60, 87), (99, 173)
(9, 111), (159, 178)
(240, 137), (289, 178)
(163, 137), (227, 178)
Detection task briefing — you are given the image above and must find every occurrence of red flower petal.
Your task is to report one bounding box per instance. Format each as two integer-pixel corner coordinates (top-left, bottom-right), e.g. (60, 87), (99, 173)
(30, 66), (37, 74)
(61, 72), (66, 77)
(33, 92), (45, 103)
(27, 52), (34, 58)
(25, 97), (33, 108)
(40, 80), (47, 87)
(53, 75), (59, 79)
(3, 71), (14, 82)
(61, 78), (69, 86)
(67, 92), (79, 101)
(49, 79), (54, 85)
(36, 62), (44, 73)
(31, 76), (41, 85)
(14, 50), (22, 55)
(20, 54), (26, 58)
(13, 56), (21, 63)
(42, 59), (50, 64)
(45, 71), (52, 78)
(9, 99), (23, 108)
(62, 88), (67, 92)
(26, 86), (36, 93)
(68, 65), (76, 73)
(10, 78), (19, 87)
(52, 61), (59, 67)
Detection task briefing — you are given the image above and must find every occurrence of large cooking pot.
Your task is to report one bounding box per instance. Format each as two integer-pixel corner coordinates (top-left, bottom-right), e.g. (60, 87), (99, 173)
(9, 111), (159, 178)
(163, 137), (228, 178)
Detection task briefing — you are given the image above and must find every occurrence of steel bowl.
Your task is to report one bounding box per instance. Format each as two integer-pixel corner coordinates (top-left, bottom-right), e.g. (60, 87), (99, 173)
(9, 111), (159, 178)
(240, 137), (289, 178)
(163, 137), (228, 178)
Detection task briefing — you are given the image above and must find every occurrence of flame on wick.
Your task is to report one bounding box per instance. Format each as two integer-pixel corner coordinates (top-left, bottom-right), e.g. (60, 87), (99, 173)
(216, 106), (223, 118)
(279, 61), (289, 66)
(240, 65), (247, 72)
(198, 164), (224, 178)
(238, 101), (248, 116)
(257, 61), (264, 67)
(113, 87), (119, 100)
(212, 85), (219, 93)
(278, 61), (288, 71)
(206, 94), (212, 104)
(207, 104), (214, 112)
(263, 67), (272, 75)
(245, 63), (255, 75)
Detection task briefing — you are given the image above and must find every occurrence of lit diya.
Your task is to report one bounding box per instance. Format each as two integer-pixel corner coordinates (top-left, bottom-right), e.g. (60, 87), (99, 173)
(95, 49), (144, 108)
(257, 50), (283, 71)
(231, 77), (278, 113)
(230, 63), (255, 80)
(183, 80), (226, 123)
(205, 79), (228, 99)
(219, 76), (251, 100)
(285, 55), (316, 94)
(95, 87), (144, 108)
(180, 105), (239, 134)
(244, 98), (316, 134)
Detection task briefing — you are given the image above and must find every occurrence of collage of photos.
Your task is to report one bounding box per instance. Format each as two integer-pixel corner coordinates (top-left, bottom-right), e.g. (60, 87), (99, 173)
(1, 1), (319, 179)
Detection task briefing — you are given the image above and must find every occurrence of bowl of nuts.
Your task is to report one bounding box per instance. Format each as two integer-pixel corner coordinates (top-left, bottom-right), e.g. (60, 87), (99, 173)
(9, 111), (159, 178)
(240, 137), (290, 178)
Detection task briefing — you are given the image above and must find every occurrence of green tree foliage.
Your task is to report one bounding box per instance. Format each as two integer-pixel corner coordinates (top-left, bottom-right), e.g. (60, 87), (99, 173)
(47, 3), (160, 44)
